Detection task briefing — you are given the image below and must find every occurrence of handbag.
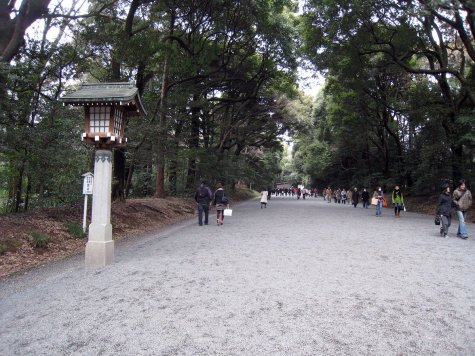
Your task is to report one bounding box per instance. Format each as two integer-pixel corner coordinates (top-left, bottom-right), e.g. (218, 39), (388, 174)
(371, 197), (378, 205)
(434, 215), (440, 225)
(223, 206), (232, 216)
(382, 198), (388, 207)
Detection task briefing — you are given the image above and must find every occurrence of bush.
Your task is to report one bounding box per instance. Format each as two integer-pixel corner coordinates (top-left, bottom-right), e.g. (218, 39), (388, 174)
(66, 223), (85, 238)
(30, 231), (50, 248)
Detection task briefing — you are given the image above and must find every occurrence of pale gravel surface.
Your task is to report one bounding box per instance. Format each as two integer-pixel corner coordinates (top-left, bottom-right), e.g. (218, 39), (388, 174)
(1, 196), (475, 355)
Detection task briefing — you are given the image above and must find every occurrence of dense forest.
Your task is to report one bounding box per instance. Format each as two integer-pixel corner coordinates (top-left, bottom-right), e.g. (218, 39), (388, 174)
(0, 0), (474, 213)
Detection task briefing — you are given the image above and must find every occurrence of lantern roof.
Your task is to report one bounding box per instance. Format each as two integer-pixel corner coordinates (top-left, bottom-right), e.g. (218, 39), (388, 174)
(60, 82), (146, 116)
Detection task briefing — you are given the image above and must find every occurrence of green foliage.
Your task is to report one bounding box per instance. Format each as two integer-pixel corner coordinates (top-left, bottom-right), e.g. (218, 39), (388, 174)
(66, 223), (86, 239)
(30, 231), (50, 248)
(2, 0), (473, 213)
(295, 0), (475, 192)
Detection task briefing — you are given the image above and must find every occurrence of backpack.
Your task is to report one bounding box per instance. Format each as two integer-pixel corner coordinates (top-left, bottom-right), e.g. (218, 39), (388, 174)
(198, 186), (208, 198)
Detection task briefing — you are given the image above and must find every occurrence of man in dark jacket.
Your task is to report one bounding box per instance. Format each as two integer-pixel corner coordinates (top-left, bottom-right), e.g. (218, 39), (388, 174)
(362, 189), (370, 209)
(437, 183), (452, 238)
(194, 181), (212, 226)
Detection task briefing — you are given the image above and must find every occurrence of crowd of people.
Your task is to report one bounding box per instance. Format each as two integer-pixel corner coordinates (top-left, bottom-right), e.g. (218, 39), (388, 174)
(194, 179), (473, 239)
(275, 181), (472, 239)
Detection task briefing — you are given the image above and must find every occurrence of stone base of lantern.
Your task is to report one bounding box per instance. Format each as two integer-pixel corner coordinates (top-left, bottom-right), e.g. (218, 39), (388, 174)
(85, 223), (114, 268)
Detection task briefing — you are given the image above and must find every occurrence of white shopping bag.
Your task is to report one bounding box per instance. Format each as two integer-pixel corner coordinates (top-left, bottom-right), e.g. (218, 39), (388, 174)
(223, 208), (233, 216)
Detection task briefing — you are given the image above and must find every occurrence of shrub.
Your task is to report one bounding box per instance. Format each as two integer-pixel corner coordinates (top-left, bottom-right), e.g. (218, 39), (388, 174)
(30, 231), (50, 248)
(66, 223), (85, 238)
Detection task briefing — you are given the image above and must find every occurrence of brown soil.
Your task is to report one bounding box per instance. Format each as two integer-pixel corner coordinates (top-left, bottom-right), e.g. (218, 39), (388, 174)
(0, 197), (196, 279)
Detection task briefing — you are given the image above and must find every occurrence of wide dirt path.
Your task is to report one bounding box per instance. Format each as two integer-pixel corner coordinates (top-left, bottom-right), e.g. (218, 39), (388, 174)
(1, 196), (474, 355)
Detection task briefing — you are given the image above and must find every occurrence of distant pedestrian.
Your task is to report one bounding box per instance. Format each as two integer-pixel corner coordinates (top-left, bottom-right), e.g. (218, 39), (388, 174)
(362, 189), (370, 209)
(373, 187), (384, 217)
(352, 187), (359, 208)
(347, 189), (353, 206)
(326, 187), (332, 203)
(260, 189), (268, 208)
(336, 188), (342, 204)
(392, 185), (404, 218)
(194, 180), (212, 226)
(453, 179), (472, 239)
(297, 188), (301, 199)
(213, 183), (228, 225)
(437, 183), (452, 238)
(341, 189), (347, 204)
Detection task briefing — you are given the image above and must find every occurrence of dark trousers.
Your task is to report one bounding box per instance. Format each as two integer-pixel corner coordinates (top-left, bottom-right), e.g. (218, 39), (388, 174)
(198, 204), (209, 225)
(441, 215), (451, 235)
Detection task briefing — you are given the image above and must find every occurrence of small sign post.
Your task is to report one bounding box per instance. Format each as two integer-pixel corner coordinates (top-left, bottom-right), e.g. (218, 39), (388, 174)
(82, 172), (94, 233)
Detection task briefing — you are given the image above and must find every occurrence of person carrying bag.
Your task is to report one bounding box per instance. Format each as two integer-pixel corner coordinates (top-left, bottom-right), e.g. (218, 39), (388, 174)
(213, 183), (229, 225)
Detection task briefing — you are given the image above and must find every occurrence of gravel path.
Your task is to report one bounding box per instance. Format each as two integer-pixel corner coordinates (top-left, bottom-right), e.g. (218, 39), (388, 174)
(1, 196), (474, 355)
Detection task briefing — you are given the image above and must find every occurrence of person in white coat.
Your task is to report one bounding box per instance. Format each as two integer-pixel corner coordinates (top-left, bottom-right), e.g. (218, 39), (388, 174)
(260, 189), (268, 208)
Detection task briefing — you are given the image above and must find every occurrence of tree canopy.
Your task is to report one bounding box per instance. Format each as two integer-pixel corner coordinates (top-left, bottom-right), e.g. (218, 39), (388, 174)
(0, 0), (473, 212)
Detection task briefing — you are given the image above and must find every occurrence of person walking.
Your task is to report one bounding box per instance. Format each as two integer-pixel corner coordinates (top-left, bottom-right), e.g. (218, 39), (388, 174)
(352, 187), (360, 208)
(437, 183), (452, 238)
(326, 187), (332, 203)
(392, 185), (404, 218)
(373, 187), (384, 217)
(453, 179), (472, 239)
(194, 180), (212, 226)
(347, 188), (352, 206)
(336, 188), (342, 204)
(341, 189), (347, 204)
(362, 188), (370, 209)
(213, 183), (228, 225)
(260, 189), (268, 208)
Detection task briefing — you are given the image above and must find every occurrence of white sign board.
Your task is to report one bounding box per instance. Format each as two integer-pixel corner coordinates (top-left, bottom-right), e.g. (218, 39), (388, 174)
(82, 173), (94, 195)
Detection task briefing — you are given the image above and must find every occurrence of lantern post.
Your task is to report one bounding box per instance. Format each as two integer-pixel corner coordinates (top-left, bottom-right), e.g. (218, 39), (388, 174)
(61, 82), (146, 268)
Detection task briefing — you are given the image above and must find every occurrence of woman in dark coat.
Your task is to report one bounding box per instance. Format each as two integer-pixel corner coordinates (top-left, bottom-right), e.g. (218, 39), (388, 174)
(436, 183), (452, 238)
(213, 183), (228, 225)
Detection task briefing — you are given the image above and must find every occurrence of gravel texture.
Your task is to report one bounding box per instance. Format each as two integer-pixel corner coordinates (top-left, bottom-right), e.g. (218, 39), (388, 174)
(1, 196), (474, 355)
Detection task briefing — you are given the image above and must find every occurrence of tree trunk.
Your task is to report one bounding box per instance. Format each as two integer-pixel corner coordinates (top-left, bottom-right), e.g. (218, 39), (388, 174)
(112, 148), (126, 201)
(155, 57), (169, 198)
(24, 174), (31, 211)
(14, 160), (25, 213)
(168, 118), (185, 195)
(186, 96), (201, 190)
(125, 160), (135, 198)
(0, 0), (51, 62)
(155, 8), (176, 197)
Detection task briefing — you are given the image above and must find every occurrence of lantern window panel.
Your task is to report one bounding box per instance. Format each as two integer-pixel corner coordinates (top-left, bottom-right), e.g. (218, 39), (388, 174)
(114, 107), (123, 136)
(90, 106), (111, 133)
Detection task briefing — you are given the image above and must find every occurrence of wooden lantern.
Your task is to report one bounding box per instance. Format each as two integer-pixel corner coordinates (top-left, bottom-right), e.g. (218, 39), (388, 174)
(61, 82), (146, 148)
